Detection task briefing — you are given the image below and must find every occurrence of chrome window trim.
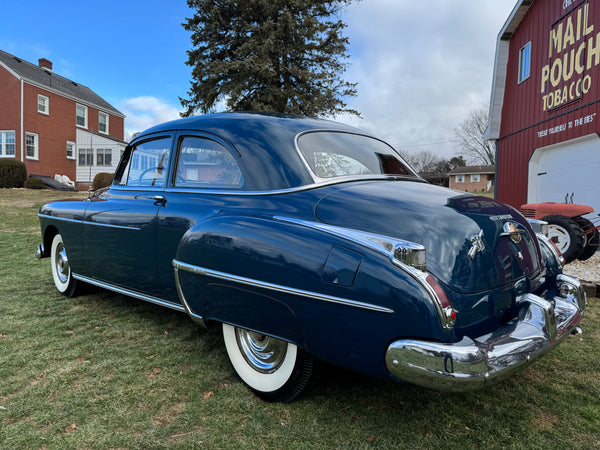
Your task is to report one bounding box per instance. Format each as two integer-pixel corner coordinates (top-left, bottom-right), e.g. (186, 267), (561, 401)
(72, 273), (186, 313)
(172, 259), (394, 314)
(293, 129), (421, 182)
(108, 175), (423, 197)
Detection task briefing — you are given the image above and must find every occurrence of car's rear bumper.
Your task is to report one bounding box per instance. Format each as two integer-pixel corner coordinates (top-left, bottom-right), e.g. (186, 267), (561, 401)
(385, 274), (586, 391)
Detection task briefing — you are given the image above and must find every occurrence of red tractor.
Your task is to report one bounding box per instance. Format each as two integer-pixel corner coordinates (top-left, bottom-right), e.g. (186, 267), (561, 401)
(520, 202), (600, 263)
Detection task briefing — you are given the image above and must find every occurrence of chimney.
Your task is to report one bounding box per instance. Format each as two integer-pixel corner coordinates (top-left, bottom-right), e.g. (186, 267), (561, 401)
(38, 58), (53, 71)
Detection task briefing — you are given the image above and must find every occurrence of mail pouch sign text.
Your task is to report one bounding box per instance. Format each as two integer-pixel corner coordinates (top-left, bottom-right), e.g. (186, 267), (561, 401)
(541, 3), (600, 111)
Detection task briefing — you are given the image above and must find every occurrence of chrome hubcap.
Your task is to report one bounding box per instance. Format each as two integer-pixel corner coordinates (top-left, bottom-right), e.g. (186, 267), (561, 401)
(55, 244), (70, 283)
(235, 328), (288, 374)
(548, 225), (571, 254)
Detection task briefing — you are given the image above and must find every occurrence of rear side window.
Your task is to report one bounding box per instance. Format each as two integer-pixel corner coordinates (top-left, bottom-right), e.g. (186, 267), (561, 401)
(174, 137), (243, 189)
(297, 131), (415, 179)
(114, 137), (172, 188)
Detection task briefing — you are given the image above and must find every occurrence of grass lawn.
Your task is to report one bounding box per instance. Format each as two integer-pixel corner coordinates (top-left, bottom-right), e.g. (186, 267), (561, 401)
(1, 188), (599, 449)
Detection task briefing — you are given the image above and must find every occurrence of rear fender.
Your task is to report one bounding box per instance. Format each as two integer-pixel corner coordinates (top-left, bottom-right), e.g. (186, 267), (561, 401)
(172, 214), (448, 350)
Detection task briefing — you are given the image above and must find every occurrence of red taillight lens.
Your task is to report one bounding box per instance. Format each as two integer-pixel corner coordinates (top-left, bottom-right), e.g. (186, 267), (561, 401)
(426, 274), (456, 326)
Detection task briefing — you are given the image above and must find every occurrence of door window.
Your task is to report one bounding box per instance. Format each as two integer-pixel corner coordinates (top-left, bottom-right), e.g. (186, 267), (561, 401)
(174, 137), (243, 188)
(116, 137), (172, 187)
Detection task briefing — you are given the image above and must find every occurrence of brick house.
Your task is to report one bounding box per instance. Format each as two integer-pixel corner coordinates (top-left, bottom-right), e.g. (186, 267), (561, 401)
(0, 49), (126, 190)
(447, 165), (495, 192)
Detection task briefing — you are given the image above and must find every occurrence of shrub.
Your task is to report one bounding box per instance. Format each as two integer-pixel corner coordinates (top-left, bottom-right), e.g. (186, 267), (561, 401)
(25, 177), (45, 189)
(92, 172), (113, 191)
(0, 159), (27, 188)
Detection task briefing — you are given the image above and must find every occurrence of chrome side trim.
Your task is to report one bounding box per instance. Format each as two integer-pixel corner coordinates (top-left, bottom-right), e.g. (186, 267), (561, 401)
(174, 267), (207, 327)
(172, 259), (394, 314)
(72, 274), (186, 313)
(38, 213), (142, 231)
(272, 217), (454, 327)
(82, 221), (142, 231)
(274, 216), (423, 265)
(38, 213), (82, 224)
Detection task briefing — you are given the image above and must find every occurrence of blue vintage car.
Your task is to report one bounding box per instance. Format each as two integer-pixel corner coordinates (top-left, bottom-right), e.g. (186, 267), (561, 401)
(37, 113), (586, 402)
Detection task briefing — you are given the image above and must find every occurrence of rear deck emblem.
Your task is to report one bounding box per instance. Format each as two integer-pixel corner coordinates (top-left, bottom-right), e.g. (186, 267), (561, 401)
(468, 230), (485, 258)
(502, 222), (522, 243)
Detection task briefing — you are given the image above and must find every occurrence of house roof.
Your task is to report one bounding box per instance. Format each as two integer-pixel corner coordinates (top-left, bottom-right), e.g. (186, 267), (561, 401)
(447, 165), (496, 176)
(483, 0), (532, 141)
(0, 49), (124, 118)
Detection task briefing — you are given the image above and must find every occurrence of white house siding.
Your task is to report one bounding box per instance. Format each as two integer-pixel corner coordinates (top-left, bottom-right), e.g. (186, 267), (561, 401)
(76, 128), (126, 184)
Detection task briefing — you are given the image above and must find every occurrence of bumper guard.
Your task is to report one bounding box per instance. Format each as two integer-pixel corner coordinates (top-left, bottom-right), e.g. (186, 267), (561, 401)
(385, 274), (586, 391)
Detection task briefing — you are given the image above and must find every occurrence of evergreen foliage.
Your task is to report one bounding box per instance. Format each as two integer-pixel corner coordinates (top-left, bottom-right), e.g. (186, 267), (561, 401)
(92, 172), (114, 191)
(24, 177), (45, 189)
(0, 159), (27, 188)
(181, 0), (360, 118)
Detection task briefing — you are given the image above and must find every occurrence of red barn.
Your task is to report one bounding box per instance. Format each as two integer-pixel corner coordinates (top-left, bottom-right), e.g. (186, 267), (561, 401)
(0, 49), (126, 190)
(486, 0), (600, 216)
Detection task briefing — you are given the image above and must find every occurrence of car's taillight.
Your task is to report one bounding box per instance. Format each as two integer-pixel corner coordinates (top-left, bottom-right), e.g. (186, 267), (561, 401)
(426, 274), (456, 327)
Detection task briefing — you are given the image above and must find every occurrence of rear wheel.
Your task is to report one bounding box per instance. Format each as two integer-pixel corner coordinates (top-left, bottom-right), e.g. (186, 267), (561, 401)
(222, 324), (317, 403)
(542, 215), (584, 263)
(574, 217), (599, 261)
(50, 233), (80, 297)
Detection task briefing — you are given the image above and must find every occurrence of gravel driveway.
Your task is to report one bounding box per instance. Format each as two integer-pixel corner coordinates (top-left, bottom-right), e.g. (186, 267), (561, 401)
(563, 251), (600, 283)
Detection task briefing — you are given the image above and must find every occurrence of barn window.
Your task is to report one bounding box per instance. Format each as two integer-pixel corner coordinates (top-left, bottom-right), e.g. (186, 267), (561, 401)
(518, 42), (531, 83)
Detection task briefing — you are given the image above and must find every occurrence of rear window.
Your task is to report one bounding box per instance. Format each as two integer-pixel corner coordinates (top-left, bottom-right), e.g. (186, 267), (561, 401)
(297, 131), (415, 179)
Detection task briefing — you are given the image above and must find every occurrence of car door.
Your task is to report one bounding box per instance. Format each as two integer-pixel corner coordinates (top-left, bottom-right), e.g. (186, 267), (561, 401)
(82, 134), (174, 295)
(156, 132), (245, 302)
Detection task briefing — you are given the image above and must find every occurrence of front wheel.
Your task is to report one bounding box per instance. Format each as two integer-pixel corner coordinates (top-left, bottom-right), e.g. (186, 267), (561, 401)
(222, 324), (317, 403)
(50, 233), (79, 297)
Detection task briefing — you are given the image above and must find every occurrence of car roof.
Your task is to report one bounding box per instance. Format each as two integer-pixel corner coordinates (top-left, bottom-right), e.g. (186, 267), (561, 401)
(132, 112), (371, 191)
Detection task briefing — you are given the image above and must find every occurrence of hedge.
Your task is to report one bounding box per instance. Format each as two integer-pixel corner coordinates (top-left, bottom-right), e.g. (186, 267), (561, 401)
(92, 172), (114, 191)
(0, 159), (27, 188)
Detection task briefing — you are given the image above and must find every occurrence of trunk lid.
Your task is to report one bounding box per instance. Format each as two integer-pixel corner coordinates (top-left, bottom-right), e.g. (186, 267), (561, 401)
(315, 180), (542, 295)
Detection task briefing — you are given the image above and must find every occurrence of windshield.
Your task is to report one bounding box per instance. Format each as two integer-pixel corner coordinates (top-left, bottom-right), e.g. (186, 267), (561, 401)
(297, 131), (417, 179)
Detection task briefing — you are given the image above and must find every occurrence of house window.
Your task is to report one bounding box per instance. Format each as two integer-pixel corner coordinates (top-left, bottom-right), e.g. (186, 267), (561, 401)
(471, 174), (481, 182)
(78, 148), (94, 166)
(38, 95), (49, 115)
(456, 175), (464, 183)
(96, 149), (112, 166)
(518, 42), (531, 83)
(98, 112), (109, 134)
(25, 132), (39, 160)
(66, 141), (76, 160)
(0, 131), (16, 157)
(76, 104), (88, 128)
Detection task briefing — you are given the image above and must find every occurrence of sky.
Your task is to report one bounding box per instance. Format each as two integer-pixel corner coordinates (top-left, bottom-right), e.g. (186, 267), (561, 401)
(1, 0), (516, 160)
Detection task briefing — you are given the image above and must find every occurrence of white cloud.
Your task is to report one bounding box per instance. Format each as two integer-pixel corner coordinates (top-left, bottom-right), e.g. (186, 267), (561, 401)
(339, 0), (515, 159)
(119, 96), (182, 141)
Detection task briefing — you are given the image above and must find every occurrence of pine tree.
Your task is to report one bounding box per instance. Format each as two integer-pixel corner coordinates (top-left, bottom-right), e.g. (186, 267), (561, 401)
(180, 0), (360, 118)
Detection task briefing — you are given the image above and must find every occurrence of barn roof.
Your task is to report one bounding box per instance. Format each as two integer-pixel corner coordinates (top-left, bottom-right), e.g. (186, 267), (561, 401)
(483, 0), (533, 141)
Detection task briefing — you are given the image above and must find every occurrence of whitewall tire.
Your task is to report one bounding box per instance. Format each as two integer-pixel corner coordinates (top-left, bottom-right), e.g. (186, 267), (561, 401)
(222, 324), (317, 402)
(50, 233), (79, 297)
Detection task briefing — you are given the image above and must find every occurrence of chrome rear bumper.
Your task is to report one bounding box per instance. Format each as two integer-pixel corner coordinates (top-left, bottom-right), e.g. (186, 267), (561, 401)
(385, 274), (586, 391)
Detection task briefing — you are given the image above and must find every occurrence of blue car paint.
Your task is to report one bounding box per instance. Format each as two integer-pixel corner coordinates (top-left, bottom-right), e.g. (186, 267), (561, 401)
(37, 112), (577, 385)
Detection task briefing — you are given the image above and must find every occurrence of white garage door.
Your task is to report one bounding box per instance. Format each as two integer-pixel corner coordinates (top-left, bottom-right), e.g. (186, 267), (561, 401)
(528, 133), (600, 217)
